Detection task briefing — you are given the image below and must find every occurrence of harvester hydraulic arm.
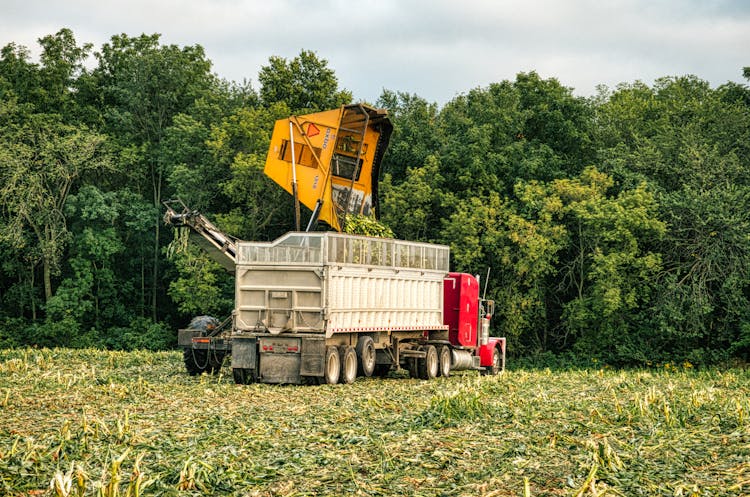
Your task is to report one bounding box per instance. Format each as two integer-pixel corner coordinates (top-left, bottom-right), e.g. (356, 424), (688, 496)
(163, 199), (239, 272)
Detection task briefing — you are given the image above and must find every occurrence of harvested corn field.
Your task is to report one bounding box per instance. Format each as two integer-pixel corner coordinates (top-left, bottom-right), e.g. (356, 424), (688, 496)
(1, 349), (749, 496)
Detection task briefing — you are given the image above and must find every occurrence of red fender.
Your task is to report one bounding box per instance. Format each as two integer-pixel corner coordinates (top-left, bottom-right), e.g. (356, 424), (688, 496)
(478, 337), (506, 367)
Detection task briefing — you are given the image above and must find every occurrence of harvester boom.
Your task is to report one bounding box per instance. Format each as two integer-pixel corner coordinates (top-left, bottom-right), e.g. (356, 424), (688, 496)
(163, 199), (238, 272)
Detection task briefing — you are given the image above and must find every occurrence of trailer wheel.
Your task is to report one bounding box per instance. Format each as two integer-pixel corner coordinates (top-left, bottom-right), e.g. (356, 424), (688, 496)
(340, 346), (358, 384)
(232, 368), (254, 385)
(355, 336), (376, 377)
(408, 358), (419, 378)
(418, 345), (439, 380)
(438, 346), (451, 377)
(489, 347), (504, 375)
(324, 346), (340, 385)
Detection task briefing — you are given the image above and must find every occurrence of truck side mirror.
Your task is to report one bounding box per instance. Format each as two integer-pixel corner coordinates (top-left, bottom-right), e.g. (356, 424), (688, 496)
(486, 300), (495, 317)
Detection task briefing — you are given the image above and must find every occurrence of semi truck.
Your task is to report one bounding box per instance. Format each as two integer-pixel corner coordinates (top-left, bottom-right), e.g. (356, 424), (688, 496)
(165, 103), (506, 384)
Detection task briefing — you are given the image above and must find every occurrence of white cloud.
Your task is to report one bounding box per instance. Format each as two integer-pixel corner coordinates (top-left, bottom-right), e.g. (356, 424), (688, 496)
(1, 0), (748, 104)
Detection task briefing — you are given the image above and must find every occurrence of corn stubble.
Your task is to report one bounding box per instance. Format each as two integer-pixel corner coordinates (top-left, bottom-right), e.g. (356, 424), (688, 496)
(1, 348), (748, 496)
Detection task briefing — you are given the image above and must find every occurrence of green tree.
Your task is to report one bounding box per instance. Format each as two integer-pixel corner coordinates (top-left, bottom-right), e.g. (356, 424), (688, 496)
(0, 29), (92, 119)
(380, 155), (446, 242)
(164, 82), (258, 212)
(49, 187), (125, 331)
(91, 33), (216, 320)
(207, 103), (296, 240)
(596, 74), (750, 362)
(550, 168), (665, 361)
(376, 90), (441, 183)
(0, 43), (41, 104)
(655, 186), (750, 359)
(0, 107), (108, 304)
(434, 73), (594, 199)
(439, 187), (565, 349)
(37, 29), (93, 119)
(163, 113), (222, 211)
(258, 50), (351, 112)
(167, 245), (233, 318)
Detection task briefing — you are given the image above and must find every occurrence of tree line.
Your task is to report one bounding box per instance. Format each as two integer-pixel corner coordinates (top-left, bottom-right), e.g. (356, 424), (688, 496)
(1, 29), (748, 365)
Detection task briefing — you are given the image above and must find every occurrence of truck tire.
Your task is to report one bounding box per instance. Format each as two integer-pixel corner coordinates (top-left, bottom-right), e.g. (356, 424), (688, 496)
(418, 345), (438, 380)
(324, 346), (340, 385)
(183, 348), (224, 376)
(408, 357), (419, 379)
(340, 346), (358, 384)
(233, 368), (254, 385)
(438, 346), (451, 377)
(355, 336), (376, 377)
(182, 315), (224, 376)
(489, 347), (504, 375)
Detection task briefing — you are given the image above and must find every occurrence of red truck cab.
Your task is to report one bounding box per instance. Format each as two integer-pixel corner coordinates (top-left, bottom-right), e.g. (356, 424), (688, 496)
(443, 272), (506, 374)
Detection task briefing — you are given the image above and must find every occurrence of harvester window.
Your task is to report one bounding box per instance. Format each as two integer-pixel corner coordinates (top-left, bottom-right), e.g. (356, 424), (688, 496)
(331, 133), (367, 181)
(278, 140), (321, 168)
(335, 134), (364, 155)
(331, 154), (363, 181)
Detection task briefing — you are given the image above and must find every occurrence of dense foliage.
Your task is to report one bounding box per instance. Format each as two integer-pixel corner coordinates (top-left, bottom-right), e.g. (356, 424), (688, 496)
(1, 29), (749, 365)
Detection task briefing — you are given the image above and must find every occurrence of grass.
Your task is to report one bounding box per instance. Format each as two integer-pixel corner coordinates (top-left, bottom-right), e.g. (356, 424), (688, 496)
(1, 348), (749, 496)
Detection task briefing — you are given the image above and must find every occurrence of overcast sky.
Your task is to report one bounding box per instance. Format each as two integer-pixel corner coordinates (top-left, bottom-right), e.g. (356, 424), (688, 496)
(2, 0), (749, 104)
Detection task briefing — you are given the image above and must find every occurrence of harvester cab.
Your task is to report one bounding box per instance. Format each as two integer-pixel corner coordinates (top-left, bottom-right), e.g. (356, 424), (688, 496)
(263, 103), (393, 232)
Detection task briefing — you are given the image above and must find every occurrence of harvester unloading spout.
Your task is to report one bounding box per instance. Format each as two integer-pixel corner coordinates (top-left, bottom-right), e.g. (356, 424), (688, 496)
(264, 103), (392, 232)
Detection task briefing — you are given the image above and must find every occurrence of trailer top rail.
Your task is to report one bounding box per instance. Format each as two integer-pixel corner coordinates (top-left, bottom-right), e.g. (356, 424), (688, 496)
(238, 232), (450, 271)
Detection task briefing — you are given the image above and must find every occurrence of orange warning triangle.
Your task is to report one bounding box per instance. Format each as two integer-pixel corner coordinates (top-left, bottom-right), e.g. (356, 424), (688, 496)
(306, 123), (320, 137)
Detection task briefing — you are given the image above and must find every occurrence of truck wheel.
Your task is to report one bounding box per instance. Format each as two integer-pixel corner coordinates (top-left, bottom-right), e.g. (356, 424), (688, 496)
(489, 347), (504, 375)
(183, 348), (209, 376)
(438, 346), (451, 377)
(355, 336), (376, 377)
(340, 346), (358, 384)
(207, 351), (226, 374)
(418, 345), (439, 380)
(324, 346), (340, 385)
(182, 315), (223, 376)
(233, 368), (254, 384)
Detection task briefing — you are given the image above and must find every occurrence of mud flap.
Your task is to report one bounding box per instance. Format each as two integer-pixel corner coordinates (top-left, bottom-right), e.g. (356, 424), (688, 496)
(301, 337), (325, 377)
(232, 337), (257, 369)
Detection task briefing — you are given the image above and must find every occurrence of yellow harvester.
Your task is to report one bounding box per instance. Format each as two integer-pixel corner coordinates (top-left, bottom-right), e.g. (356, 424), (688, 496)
(263, 103), (392, 232)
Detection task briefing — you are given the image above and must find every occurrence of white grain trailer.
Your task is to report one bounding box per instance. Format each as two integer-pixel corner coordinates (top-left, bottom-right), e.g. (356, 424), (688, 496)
(230, 232), (452, 385)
